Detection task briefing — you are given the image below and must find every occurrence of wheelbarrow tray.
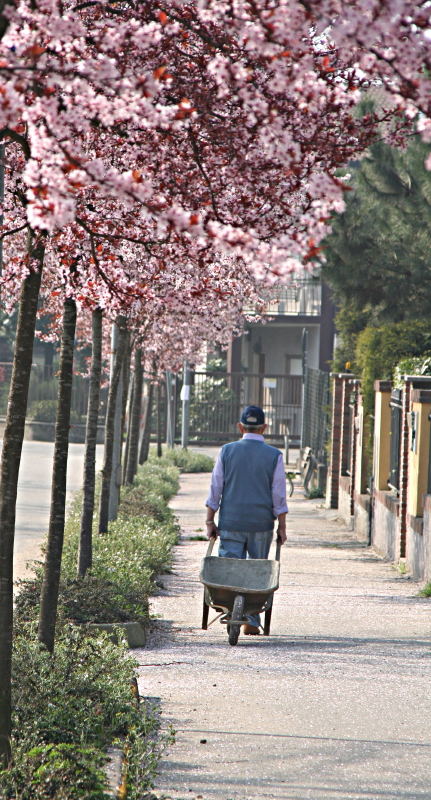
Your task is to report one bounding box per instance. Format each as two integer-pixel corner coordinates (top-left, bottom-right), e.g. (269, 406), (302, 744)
(200, 556), (280, 616)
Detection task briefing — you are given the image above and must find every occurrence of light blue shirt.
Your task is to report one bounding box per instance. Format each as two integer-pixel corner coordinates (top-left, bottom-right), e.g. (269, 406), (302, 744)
(205, 433), (288, 517)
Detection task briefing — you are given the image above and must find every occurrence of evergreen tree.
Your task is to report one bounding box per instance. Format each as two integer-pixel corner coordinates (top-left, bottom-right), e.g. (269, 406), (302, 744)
(322, 134), (431, 367)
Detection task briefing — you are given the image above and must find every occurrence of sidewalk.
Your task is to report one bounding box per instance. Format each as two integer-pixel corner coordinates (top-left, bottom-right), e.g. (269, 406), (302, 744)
(138, 467), (431, 800)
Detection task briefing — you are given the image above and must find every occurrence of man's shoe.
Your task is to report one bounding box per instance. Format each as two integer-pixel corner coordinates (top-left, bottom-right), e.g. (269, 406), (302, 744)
(243, 624), (260, 635)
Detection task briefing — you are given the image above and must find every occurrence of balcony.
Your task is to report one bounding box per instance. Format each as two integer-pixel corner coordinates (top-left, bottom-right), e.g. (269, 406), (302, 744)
(261, 280), (321, 317)
(245, 280), (322, 317)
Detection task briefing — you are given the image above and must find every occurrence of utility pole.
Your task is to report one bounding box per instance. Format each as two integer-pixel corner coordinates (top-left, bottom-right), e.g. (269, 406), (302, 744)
(165, 370), (175, 448)
(181, 361), (191, 449)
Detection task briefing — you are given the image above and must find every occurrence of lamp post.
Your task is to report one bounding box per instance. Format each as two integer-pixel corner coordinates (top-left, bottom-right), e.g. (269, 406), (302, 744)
(181, 361), (191, 449)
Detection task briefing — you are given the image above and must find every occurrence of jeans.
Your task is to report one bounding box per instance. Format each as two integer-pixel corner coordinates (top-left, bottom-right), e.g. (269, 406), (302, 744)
(218, 529), (273, 628)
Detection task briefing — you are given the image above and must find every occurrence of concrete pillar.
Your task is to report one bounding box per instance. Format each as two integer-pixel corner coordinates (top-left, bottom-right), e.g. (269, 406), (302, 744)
(354, 388), (369, 496)
(407, 389), (431, 518)
(373, 380), (392, 491)
(398, 380), (412, 557)
(327, 373), (352, 509)
(349, 380), (361, 516)
(340, 376), (353, 477)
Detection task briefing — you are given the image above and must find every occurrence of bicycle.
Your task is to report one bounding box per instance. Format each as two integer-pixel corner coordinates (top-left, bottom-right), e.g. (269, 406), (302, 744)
(285, 471), (296, 497)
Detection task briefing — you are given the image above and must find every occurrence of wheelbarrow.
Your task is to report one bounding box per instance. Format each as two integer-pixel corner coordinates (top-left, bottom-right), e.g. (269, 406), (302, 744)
(199, 536), (282, 646)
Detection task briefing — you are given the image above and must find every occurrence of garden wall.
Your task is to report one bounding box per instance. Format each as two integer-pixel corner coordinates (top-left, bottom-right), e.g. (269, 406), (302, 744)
(372, 490), (399, 562)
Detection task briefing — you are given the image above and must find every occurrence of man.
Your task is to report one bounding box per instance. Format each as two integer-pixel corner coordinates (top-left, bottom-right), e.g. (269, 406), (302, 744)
(205, 404), (288, 634)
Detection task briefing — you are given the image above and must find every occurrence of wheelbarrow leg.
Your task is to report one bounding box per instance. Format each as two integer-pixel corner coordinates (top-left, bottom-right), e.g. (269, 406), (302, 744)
(264, 602), (273, 636)
(202, 592), (210, 630)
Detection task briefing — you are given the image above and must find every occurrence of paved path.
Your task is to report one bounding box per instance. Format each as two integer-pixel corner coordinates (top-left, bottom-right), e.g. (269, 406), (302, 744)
(138, 471), (431, 800)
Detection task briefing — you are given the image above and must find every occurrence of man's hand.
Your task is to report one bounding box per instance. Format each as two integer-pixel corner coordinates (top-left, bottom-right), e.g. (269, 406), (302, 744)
(276, 512), (287, 544)
(206, 521), (218, 539)
(277, 525), (287, 545)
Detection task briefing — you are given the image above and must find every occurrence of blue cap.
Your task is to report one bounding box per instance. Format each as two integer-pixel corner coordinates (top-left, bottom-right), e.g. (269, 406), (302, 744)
(240, 405), (265, 426)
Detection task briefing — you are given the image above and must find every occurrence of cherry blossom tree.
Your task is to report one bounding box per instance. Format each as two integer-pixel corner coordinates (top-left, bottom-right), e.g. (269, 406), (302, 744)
(0, 0), (429, 766)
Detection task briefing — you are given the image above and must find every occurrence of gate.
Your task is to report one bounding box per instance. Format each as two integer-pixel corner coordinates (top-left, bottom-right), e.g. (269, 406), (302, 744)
(301, 367), (330, 455)
(389, 389), (402, 491)
(178, 371), (302, 444)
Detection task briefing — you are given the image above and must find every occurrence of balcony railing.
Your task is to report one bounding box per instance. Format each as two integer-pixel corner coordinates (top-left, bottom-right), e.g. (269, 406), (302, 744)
(248, 280), (322, 317)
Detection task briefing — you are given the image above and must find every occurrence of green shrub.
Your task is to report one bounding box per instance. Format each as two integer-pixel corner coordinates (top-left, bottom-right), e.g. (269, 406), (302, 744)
(159, 448), (214, 473)
(0, 623), (165, 799)
(16, 461), (180, 627)
(28, 399), (58, 423)
(12, 624), (136, 748)
(355, 320), (431, 415)
(136, 460), (180, 498)
(28, 399), (83, 425)
(7, 457), (181, 800)
(393, 353), (431, 388)
(0, 744), (110, 800)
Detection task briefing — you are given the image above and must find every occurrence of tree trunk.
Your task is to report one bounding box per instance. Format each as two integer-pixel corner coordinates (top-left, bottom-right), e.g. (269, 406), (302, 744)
(99, 317), (127, 533)
(156, 381), (163, 458)
(77, 308), (103, 578)
(0, 233), (44, 766)
(120, 336), (132, 485)
(121, 334), (131, 441)
(123, 372), (134, 484)
(125, 348), (143, 484)
(38, 297), (77, 652)
(138, 378), (154, 465)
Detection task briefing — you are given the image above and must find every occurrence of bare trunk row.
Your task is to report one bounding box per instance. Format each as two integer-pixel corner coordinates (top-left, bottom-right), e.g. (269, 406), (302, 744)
(0, 280), (155, 764)
(0, 233), (44, 765)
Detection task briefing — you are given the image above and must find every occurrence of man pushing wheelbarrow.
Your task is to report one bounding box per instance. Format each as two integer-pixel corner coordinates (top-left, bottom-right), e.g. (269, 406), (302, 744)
(203, 405), (288, 641)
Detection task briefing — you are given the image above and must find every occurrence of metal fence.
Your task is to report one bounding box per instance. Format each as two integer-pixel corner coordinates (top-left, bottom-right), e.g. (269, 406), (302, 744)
(0, 362), (107, 422)
(302, 367), (330, 456)
(175, 371), (303, 444)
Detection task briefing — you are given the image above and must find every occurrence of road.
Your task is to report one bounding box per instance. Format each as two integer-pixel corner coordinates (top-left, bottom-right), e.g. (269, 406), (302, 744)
(139, 472), (431, 800)
(0, 440), (104, 581)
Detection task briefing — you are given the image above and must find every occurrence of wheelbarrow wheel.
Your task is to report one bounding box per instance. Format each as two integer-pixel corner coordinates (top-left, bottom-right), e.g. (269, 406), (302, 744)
(228, 594), (244, 646)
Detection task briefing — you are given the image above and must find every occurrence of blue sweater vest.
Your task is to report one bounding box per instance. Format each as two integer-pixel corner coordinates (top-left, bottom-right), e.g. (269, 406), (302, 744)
(218, 439), (280, 533)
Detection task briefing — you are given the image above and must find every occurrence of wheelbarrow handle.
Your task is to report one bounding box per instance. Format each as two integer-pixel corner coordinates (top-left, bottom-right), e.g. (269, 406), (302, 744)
(275, 538), (282, 562)
(206, 535), (217, 556)
(206, 535), (281, 559)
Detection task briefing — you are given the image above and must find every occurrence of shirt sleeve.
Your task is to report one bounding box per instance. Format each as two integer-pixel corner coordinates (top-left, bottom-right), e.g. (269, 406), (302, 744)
(272, 453), (288, 516)
(205, 449), (224, 511)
